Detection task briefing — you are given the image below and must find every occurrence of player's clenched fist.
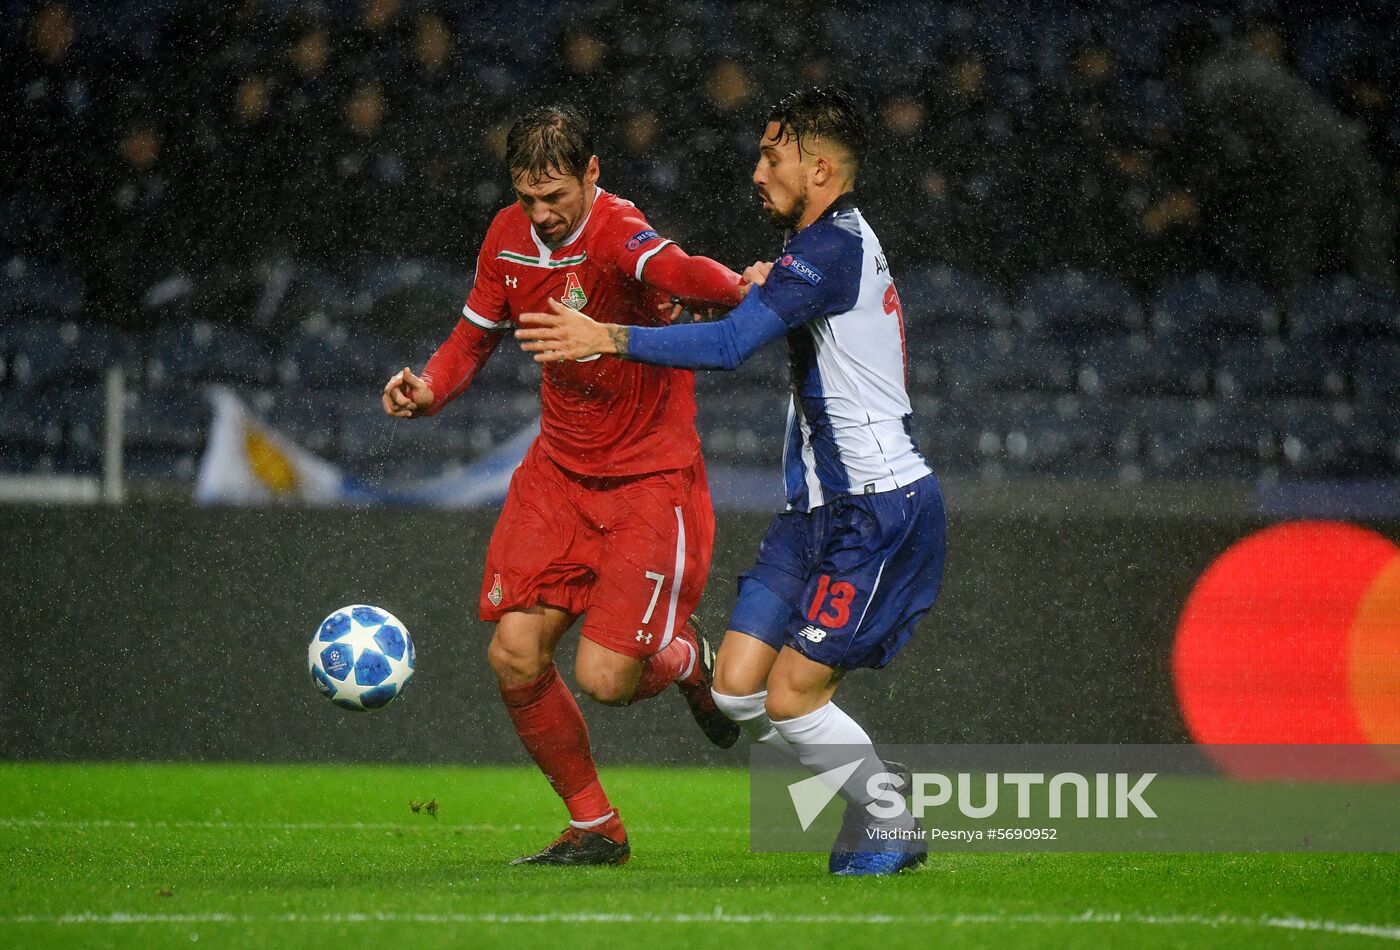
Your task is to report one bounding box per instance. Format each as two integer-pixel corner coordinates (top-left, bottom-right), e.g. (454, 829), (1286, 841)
(740, 260), (774, 294)
(382, 366), (435, 418)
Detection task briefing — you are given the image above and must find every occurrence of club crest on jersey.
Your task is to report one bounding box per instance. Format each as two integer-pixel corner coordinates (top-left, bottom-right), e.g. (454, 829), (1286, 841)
(779, 254), (823, 286)
(488, 573), (503, 607)
(561, 271), (588, 309)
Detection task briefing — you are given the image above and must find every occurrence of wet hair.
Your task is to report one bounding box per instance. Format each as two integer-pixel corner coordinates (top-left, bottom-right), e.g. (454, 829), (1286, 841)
(766, 86), (868, 171)
(506, 104), (593, 184)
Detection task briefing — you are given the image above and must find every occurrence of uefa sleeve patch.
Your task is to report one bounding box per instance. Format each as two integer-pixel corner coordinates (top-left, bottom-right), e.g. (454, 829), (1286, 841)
(625, 229), (661, 251)
(779, 254), (823, 285)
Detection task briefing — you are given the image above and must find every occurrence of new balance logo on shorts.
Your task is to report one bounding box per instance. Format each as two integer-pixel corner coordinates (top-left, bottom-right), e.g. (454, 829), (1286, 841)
(797, 625), (827, 643)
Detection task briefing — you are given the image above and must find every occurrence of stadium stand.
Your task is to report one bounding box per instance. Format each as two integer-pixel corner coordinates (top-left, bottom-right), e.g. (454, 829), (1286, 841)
(1286, 275), (1400, 344)
(5, 320), (136, 390)
(1213, 337), (1347, 402)
(118, 387), (207, 479)
(1149, 273), (1282, 341)
(1353, 342), (1400, 405)
(0, 389), (63, 473)
(147, 322), (277, 388)
(1075, 334), (1212, 400)
(1018, 269), (1145, 339)
(695, 392), (791, 469)
(2, 0), (1397, 489)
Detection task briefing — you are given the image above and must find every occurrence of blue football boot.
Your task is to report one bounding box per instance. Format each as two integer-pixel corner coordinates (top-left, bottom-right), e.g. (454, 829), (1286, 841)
(828, 760), (913, 874)
(828, 805), (866, 873)
(831, 817), (928, 877)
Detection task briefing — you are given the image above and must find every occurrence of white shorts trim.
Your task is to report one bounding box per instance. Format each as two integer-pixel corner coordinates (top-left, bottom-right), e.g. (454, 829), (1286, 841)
(659, 505), (686, 649)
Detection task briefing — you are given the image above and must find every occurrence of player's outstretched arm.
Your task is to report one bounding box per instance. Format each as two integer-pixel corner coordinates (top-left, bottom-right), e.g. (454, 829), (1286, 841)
(382, 367), (435, 418)
(515, 299), (622, 362)
(640, 244), (749, 310)
(516, 261), (788, 370)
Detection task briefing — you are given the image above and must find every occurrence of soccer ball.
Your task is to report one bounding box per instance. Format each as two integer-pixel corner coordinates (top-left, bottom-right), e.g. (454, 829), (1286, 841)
(308, 605), (415, 712)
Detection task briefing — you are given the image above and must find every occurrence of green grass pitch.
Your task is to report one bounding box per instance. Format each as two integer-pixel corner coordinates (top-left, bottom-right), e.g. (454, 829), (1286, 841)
(2, 763), (1398, 948)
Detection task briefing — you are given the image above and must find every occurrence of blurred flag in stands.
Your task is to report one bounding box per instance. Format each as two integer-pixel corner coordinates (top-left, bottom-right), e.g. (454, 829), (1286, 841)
(194, 387), (535, 507)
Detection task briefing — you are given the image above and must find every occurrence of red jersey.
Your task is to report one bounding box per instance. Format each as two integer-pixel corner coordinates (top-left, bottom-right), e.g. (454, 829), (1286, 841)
(442, 188), (704, 476)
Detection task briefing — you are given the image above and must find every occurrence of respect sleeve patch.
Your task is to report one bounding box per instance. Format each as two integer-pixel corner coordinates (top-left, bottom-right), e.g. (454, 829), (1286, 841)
(626, 229), (661, 251)
(778, 253), (823, 285)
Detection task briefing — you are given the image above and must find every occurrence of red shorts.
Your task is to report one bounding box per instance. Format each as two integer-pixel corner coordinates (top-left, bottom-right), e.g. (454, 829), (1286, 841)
(479, 439), (715, 659)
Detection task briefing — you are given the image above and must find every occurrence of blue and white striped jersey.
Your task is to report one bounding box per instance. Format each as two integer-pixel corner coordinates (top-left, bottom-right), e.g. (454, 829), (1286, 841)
(758, 194), (932, 511)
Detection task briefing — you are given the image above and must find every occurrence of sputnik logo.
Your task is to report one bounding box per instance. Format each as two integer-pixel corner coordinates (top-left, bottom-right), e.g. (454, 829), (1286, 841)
(786, 757), (865, 831)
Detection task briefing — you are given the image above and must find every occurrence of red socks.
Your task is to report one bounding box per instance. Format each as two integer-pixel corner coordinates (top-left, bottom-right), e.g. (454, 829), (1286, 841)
(630, 623), (703, 702)
(498, 629), (705, 837)
(499, 665), (614, 829)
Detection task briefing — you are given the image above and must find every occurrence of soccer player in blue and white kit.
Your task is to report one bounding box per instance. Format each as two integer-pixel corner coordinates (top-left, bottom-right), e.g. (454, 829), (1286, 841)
(517, 88), (946, 876)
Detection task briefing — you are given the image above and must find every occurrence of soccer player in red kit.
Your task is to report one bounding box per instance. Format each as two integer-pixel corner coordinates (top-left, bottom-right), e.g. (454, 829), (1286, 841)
(381, 105), (746, 866)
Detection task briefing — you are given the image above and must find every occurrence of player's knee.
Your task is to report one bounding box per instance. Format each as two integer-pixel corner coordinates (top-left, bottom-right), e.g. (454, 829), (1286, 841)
(763, 687), (812, 723)
(486, 634), (550, 685)
(712, 656), (766, 698)
(712, 624), (779, 696)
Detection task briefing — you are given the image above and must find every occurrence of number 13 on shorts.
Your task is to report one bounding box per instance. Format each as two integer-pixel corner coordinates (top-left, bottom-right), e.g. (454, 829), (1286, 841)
(807, 573), (858, 629)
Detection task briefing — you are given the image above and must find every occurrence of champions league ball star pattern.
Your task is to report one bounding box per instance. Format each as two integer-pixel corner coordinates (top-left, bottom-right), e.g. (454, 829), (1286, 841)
(309, 605), (415, 712)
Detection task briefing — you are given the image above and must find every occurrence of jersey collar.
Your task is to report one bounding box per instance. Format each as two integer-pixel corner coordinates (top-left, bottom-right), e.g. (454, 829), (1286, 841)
(783, 191), (859, 247)
(818, 191), (859, 221)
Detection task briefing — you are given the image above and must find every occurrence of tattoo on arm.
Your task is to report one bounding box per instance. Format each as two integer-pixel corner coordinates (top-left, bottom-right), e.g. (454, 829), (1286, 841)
(607, 324), (630, 359)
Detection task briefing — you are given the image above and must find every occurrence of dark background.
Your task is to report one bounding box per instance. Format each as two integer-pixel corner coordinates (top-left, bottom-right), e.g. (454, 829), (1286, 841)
(3, 505), (1329, 764)
(4, 0), (1397, 491)
(7, 0), (1399, 307)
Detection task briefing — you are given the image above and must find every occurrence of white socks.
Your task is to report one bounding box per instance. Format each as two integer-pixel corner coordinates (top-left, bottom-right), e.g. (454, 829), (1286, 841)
(712, 690), (796, 756)
(569, 810), (615, 830)
(771, 702), (912, 828)
(714, 691), (909, 826)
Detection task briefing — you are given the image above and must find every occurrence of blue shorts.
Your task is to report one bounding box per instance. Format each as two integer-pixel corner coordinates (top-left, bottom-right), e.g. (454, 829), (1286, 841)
(726, 473), (947, 670)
